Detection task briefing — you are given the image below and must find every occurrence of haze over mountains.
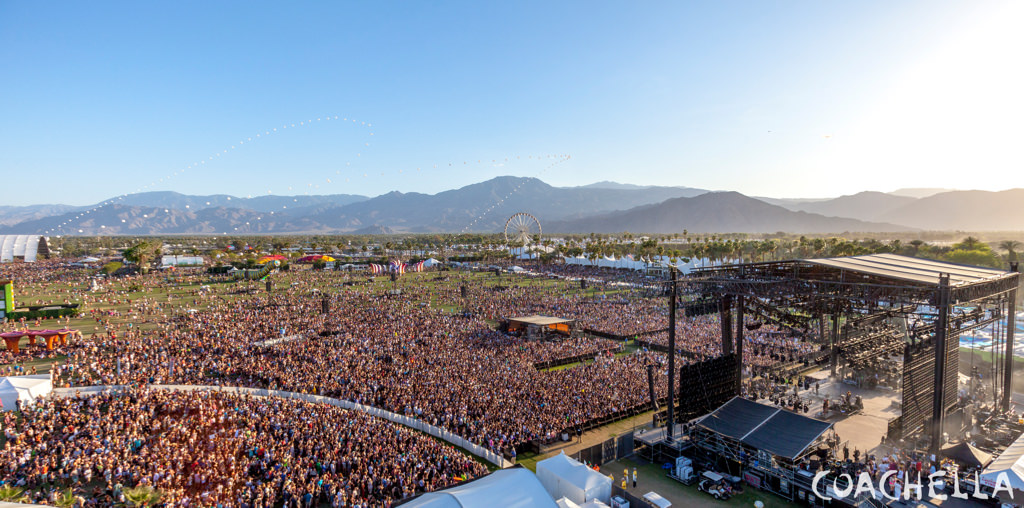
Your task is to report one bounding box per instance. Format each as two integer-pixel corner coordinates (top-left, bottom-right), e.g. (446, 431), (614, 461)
(0, 177), (1020, 235)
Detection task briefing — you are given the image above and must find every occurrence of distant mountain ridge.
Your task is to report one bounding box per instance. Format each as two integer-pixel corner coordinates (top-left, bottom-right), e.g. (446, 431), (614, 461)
(1, 178), (1022, 235)
(547, 192), (910, 234)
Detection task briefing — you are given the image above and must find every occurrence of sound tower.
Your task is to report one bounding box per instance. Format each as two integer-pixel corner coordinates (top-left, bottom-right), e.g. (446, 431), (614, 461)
(461, 285), (468, 298)
(675, 354), (738, 420)
(265, 280), (272, 292)
(581, 279), (588, 290)
(647, 364), (659, 410)
(390, 272), (398, 282)
(321, 297), (330, 314)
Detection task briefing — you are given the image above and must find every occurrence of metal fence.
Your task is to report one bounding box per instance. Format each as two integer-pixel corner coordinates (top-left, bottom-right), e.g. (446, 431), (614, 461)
(571, 432), (635, 466)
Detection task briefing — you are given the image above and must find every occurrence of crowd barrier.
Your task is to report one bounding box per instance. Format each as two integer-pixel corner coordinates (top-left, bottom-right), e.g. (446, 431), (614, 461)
(531, 346), (622, 370)
(52, 384), (513, 469)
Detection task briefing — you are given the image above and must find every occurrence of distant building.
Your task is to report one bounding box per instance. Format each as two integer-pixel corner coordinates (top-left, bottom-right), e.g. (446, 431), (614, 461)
(0, 235), (49, 262)
(161, 255), (205, 267)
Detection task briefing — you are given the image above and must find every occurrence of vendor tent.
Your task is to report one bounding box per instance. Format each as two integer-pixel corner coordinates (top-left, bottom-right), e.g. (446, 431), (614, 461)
(942, 441), (993, 468)
(536, 452), (613, 505)
(0, 374), (52, 410)
(423, 258), (442, 267)
(398, 467), (557, 508)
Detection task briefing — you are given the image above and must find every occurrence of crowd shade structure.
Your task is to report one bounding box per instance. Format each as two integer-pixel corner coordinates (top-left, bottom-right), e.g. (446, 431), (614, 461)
(688, 253), (1020, 454)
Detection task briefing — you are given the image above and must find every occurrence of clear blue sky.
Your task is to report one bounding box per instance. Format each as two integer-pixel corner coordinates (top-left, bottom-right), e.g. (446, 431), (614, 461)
(2, 1), (1021, 206)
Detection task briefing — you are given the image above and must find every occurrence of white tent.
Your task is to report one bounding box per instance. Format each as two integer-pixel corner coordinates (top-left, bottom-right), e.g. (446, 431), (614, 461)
(556, 498), (580, 508)
(0, 374), (53, 410)
(401, 467), (558, 508)
(982, 432), (1024, 494)
(423, 258), (442, 267)
(536, 452), (613, 505)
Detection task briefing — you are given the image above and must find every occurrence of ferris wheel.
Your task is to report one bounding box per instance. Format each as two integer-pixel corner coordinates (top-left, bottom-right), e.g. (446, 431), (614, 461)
(504, 212), (541, 247)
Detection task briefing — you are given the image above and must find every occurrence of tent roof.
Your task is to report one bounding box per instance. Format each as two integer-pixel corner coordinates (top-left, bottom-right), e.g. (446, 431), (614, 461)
(697, 397), (832, 460)
(398, 467), (557, 508)
(942, 441), (993, 468)
(536, 452), (610, 493)
(509, 315), (575, 326)
(0, 374), (51, 390)
(804, 253), (1007, 287)
(983, 432), (1024, 490)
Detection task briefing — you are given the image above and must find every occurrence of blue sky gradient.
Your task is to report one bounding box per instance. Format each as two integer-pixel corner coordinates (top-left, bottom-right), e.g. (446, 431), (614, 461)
(2, 1), (1020, 205)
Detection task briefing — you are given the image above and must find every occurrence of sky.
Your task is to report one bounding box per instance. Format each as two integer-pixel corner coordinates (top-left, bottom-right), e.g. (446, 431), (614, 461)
(1, 1), (1022, 206)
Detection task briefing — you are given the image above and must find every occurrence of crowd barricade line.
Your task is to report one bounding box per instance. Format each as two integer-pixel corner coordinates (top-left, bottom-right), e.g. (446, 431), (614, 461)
(50, 384), (513, 469)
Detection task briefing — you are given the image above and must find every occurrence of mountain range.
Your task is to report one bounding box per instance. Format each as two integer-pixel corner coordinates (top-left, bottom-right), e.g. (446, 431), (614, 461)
(0, 177), (1020, 235)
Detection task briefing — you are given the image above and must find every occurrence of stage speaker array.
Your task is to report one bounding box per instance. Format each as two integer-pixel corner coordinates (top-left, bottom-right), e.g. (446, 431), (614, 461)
(321, 297), (330, 314)
(675, 353), (738, 419)
(683, 298), (721, 317)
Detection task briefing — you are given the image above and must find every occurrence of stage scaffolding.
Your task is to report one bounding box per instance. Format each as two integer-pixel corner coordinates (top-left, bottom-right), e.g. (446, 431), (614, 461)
(689, 253), (1020, 453)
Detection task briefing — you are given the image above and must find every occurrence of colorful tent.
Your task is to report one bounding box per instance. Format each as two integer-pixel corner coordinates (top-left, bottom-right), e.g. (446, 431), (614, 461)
(257, 255), (287, 264)
(296, 255), (336, 263)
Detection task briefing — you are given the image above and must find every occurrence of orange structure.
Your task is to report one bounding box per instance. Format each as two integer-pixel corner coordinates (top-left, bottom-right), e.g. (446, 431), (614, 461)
(0, 328), (78, 353)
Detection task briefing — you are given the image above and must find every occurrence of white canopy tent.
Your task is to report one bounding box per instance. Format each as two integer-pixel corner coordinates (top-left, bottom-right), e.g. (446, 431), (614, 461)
(0, 374), (53, 410)
(555, 498), (580, 508)
(400, 467), (557, 508)
(423, 258), (442, 267)
(981, 432), (1024, 494)
(536, 452), (613, 505)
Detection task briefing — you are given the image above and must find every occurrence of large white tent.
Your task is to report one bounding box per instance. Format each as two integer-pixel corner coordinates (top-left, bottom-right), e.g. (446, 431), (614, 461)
(982, 432), (1024, 495)
(0, 235), (48, 263)
(400, 467), (558, 508)
(0, 374), (53, 410)
(536, 452), (613, 505)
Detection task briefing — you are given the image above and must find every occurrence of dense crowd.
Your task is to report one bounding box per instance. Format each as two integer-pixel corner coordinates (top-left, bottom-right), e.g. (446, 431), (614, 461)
(1, 388), (486, 507)
(0, 260), (820, 505)
(640, 315), (822, 373)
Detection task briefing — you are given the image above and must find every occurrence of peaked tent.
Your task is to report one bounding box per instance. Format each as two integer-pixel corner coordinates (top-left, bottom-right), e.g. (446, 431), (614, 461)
(0, 374), (52, 410)
(536, 452), (613, 505)
(982, 432), (1024, 492)
(398, 467), (557, 508)
(942, 441), (993, 468)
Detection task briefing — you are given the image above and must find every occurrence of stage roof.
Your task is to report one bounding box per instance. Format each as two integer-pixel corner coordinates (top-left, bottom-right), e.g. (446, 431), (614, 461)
(804, 253), (1007, 287)
(697, 397), (832, 460)
(509, 315), (575, 326)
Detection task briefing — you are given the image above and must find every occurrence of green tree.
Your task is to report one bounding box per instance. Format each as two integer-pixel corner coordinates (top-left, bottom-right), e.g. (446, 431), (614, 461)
(999, 240), (1022, 263)
(121, 486), (163, 507)
(123, 240), (161, 274)
(0, 486), (27, 503)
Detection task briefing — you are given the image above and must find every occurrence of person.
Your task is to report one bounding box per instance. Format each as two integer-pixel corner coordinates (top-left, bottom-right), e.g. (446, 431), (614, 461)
(621, 474), (627, 490)
(632, 468), (637, 489)
(815, 382), (819, 395)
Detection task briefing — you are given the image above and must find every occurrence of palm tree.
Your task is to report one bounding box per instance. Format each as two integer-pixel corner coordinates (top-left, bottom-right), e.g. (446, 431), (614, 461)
(999, 240), (1022, 262)
(121, 486), (162, 507)
(54, 488), (79, 508)
(959, 236), (982, 250)
(0, 486), (28, 503)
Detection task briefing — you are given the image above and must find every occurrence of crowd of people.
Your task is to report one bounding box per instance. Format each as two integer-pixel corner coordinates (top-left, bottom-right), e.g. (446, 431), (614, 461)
(0, 259), (828, 505)
(1, 388), (486, 507)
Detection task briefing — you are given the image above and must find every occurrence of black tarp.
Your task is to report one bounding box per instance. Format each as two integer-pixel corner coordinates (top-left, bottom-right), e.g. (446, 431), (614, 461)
(697, 396), (779, 440)
(697, 397), (833, 461)
(941, 441), (993, 468)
